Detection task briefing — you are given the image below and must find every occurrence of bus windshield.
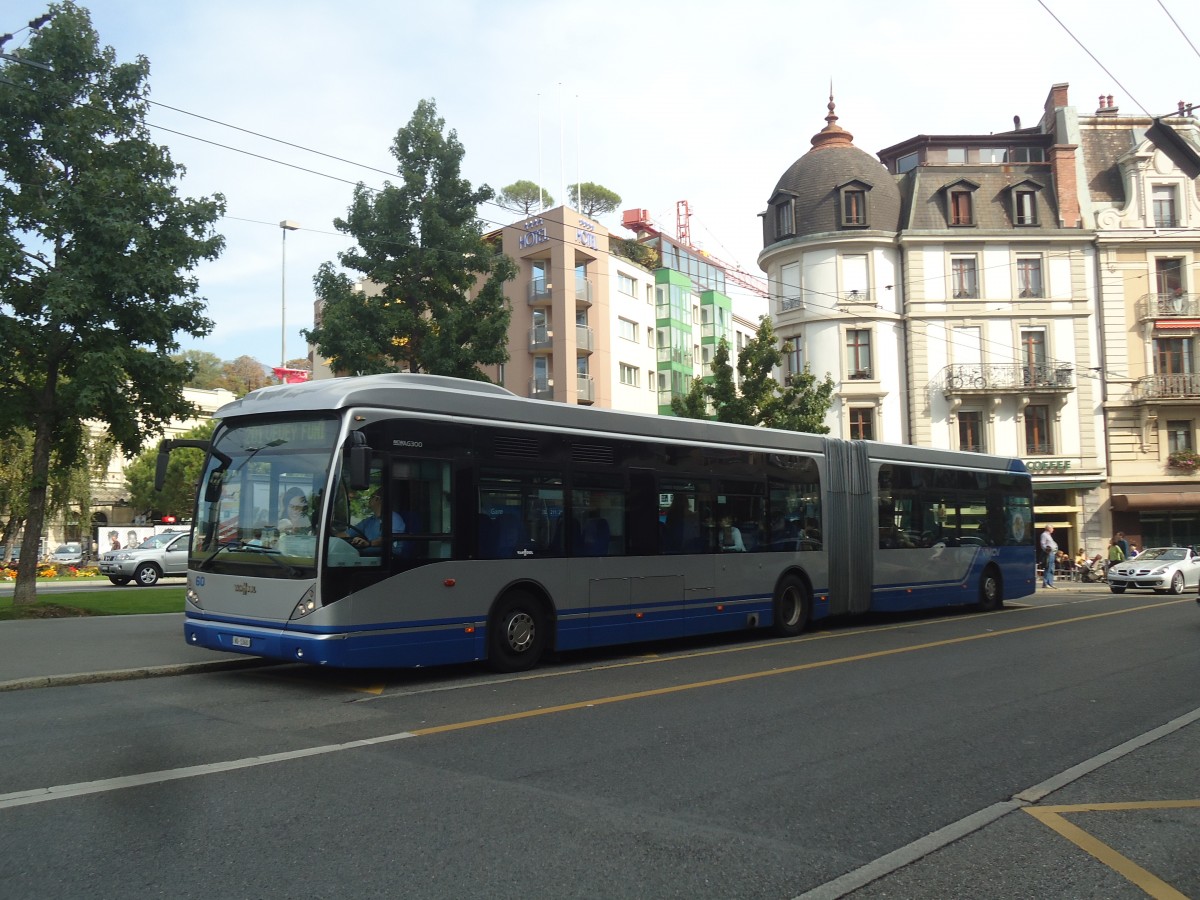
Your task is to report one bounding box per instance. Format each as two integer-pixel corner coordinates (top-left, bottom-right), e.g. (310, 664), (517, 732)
(192, 416), (341, 576)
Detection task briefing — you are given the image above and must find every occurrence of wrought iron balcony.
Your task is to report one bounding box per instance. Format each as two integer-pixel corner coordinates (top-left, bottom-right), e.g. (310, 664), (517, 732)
(1132, 373), (1200, 401)
(840, 288), (873, 304)
(942, 363), (1074, 394)
(1135, 292), (1199, 321)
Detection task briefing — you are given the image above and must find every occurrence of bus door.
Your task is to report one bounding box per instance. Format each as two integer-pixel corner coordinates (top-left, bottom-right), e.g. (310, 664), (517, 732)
(659, 477), (712, 639)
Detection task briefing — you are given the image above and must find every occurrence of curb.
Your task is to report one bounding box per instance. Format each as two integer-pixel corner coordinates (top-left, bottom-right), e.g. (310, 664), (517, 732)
(0, 657), (278, 693)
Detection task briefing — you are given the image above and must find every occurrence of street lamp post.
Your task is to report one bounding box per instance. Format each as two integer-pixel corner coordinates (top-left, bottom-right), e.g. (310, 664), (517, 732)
(279, 220), (300, 368)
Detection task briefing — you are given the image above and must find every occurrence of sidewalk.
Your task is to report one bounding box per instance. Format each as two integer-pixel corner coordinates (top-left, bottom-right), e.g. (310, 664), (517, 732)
(0, 613), (269, 691)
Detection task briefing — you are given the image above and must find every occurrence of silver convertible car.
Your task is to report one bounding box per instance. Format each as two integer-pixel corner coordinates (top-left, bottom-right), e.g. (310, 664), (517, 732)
(1107, 546), (1200, 594)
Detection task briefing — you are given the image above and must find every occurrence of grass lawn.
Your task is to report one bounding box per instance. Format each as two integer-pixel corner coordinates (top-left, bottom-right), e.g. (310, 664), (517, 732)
(0, 584), (185, 619)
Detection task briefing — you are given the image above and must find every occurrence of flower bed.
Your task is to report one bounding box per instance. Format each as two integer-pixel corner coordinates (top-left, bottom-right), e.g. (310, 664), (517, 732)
(1167, 449), (1199, 471)
(1, 564), (101, 580)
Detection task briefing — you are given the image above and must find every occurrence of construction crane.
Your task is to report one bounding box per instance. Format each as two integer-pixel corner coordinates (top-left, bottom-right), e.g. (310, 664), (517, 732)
(621, 203), (769, 298)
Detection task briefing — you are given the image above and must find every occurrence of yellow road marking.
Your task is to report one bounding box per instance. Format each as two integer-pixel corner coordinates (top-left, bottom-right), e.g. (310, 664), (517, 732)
(408, 598), (1190, 737)
(1025, 802), (1200, 900)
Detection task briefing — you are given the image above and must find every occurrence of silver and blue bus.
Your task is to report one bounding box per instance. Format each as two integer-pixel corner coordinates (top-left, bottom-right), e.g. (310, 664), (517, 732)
(172, 373), (1034, 671)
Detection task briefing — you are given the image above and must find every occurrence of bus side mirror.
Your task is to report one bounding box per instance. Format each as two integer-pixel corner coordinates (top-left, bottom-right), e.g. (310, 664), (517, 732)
(347, 432), (371, 491)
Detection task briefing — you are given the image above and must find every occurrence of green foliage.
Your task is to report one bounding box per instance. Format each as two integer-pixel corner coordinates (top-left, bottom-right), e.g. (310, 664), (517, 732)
(304, 99), (517, 380)
(0, 3), (225, 601)
(124, 419), (216, 518)
(672, 317), (835, 433)
(611, 237), (659, 270)
(568, 182), (622, 219)
(496, 180), (553, 215)
(173, 350), (226, 389)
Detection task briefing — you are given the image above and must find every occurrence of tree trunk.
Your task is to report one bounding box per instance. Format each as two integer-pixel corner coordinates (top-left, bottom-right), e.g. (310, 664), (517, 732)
(12, 399), (56, 606)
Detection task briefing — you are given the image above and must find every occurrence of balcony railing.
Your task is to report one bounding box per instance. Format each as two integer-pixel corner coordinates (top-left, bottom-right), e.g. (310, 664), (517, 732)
(528, 325), (552, 353)
(1135, 292), (1200, 321)
(657, 347), (693, 367)
(528, 279), (551, 305)
(576, 373), (595, 403)
(575, 277), (593, 305)
(528, 377), (554, 400)
(1132, 373), (1200, 401)
(942, 363), (1075, 393)
(779, 295), (804, 313)
(576, 324), (594, 353)
(841, 289), (872, 304)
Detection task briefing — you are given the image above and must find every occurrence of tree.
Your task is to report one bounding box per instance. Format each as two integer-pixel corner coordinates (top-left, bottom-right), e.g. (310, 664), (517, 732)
(567, 182), (622, 219)
(496, 180), (553, 216)
(0, 3), (225, 603)
(672, 317), (835, 433)
(304, 99), (516, 379)
(221, 355), (271, 395)
(174, 350), (226, 390)
(124, 419), (215, 519)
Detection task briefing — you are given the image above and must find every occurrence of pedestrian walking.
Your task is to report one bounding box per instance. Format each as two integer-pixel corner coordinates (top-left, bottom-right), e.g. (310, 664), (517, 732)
(1039, 525), (1058, 588)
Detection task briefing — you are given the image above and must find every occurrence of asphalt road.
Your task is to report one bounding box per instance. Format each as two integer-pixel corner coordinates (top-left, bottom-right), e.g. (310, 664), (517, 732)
(1, 588), (1198, 899)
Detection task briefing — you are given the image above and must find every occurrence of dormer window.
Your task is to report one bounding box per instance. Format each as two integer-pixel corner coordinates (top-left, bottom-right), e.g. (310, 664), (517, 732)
(1006, 178), (1044, 227)
(950, 191), (973, 226)
(837, 179), (872, 229)
(1153, 185), (1178, 228)
(1014, 191), (1037, 225)
(942, 179), (980, 227)
(775, 199), (795, 238)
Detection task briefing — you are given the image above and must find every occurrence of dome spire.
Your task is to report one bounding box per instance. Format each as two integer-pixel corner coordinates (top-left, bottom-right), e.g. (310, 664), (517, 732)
(810, 89), (854, 150)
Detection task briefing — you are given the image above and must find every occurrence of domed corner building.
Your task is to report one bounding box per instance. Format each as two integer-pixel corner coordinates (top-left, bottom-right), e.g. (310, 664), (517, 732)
(757, 96), (907, 442)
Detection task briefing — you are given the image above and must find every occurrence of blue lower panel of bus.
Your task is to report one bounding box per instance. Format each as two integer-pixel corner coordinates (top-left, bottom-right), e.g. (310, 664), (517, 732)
(184, 614), (484, 668)
(556, 594), (775, 652)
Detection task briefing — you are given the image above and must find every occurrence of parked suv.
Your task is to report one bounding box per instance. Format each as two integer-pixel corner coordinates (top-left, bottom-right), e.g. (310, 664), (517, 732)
(99, 530), (190, 586)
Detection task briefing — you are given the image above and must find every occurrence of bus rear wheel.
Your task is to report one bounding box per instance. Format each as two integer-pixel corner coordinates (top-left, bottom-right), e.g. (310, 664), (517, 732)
(488, 590), (548, 673)
(977, 566), (1002, 611)
(772, 575), (810, 637)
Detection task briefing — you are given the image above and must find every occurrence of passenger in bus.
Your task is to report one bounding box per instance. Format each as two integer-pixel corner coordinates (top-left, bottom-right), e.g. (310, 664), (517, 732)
(718, 511), (745, 552)
(280, 488), (310, 526)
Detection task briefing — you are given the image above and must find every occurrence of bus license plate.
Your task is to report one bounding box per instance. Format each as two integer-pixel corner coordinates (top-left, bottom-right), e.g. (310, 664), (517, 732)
(231, 636), (251, 648)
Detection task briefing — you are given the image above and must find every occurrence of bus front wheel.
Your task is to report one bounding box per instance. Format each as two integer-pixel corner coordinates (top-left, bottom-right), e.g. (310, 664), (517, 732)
(977, 566), (1002, 611)
(488, 591), (548, 673)
(772, 575), (810, 637)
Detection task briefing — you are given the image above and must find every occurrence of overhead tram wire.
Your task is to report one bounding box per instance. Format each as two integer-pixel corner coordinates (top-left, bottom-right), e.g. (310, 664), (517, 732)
(1155, 0), (1200, 63)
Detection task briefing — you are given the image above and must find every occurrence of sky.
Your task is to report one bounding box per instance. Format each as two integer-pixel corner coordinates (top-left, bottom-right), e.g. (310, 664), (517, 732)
(5, 0), (1200, 366)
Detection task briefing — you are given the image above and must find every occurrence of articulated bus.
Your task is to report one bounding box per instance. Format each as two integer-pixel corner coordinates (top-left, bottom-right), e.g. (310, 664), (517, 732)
(171, 373), (1035, 671)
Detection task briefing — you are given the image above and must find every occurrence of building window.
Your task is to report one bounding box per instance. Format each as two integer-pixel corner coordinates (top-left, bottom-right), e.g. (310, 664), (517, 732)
(1025, 405), (1053, 455)
(959, 411), (985, 453)
(896, 152), (918, 174)
(1152, 186), (1178, 228)
(849, 408), (874, 440)
(1014, 190), (1038, 225)
(786, 344), (803, 380)
(841, 189), (867, 227)
(846, 329), (872, 378)
(1167, 420), (1193, 454)
(1017, 257), (1044, 298)
(950, 190), (974, 226)
(617, 273), (637, 297)
(1020, 328), (1048, 384)
(779, 262), (802, 312)
(947, 148), (967, 164)
(978, 148), (1006, 163)
(619, 363), (639, 387)
(617, 317), (638, 343)
(843, 254), (869, 301)
(775, 200), (794, 237)
(1155, 337), (1194, 375)
(1009, 147), (1045, 163)
(951, 256), (979, 298)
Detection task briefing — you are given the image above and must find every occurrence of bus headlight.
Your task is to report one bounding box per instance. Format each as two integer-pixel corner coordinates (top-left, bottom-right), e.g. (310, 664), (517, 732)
(290, 586), (318, 620)
(186, 586), (203, 609)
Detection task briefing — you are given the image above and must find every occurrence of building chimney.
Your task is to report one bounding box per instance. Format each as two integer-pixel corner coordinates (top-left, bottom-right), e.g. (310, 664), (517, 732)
(1014, 115), (1022, 130)
(1096, 93), (1119, 116)
(1050, 143), (1081, 228)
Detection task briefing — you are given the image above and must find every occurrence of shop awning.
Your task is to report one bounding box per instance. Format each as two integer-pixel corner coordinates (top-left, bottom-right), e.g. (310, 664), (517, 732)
(1111, 492), (1198, 511)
